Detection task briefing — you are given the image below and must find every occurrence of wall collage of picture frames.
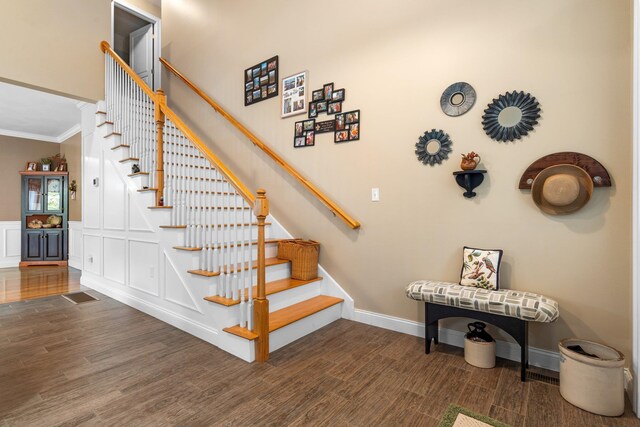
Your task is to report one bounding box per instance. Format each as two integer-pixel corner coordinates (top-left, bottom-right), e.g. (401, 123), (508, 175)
(244, 56), (279, 106)
(293, 82), (360, 147)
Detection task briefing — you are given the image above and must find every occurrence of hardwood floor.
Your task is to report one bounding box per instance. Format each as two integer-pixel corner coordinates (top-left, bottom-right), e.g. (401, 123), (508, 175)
(0, 266), (82, 304)
(0, 292), (638, 426)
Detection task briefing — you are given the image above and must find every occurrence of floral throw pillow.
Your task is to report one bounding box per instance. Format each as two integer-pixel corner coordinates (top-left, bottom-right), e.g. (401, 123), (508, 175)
(460, 246), (503, 290)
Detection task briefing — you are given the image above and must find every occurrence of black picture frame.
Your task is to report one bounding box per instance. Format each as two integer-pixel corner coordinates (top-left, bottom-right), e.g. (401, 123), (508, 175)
(294, 120), (316, 148)
(345, 110), (360, 124)
(332, 89), (345, 102)
(335, 110), (360, 143)
(312, 89), (324, 101)
(323, 83), (334, 101)
(308, 102), (318, 118)
(327, 101), (342, 115)
(245, 56), (279, 106)
(314, 120), (335, 134)
(334, 130), (349, 143)
(316, 101), (328, 113)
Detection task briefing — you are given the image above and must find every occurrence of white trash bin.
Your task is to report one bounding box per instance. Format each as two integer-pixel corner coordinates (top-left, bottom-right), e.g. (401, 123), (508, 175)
(559, 338), (625, 417)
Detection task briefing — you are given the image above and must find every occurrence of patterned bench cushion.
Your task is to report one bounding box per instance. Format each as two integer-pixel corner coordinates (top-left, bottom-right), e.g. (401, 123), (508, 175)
(406, 280), (559, 323)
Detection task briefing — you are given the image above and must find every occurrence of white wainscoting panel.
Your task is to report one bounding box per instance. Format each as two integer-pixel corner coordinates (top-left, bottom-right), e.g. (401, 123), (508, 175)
(129, 239), (159, 296)
(0, 221), (21, 268)
(103, 236), (126, 285)
(128, 193), (153, 232)
(83, 234), (102, 275)
(68, 221), (83, 270)
(164, 252), (201, 312)
(103, 161), (126, 231)
(82, 133), (101, 230)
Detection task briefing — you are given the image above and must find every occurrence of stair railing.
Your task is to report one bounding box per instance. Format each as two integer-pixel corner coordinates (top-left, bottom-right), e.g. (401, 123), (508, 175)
(100, 41), (270, 361)
(159, 57), (361, 230)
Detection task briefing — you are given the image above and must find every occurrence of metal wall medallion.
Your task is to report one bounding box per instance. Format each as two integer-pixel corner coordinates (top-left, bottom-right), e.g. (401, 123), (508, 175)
(415, 129), (453, 166)
(440, 82), (476, 117)
(482, 90), (541, 142)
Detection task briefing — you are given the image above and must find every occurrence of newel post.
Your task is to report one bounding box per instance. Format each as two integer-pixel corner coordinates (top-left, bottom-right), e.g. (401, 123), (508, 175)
(155, 89), (166, 206)
(254, 189), (270, 362)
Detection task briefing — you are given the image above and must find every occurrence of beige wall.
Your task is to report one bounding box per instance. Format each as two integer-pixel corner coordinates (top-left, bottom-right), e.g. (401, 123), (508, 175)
(0, 134), (82, 222)
(60, 133), (82, 221)
(0, 136), (60, 221)
(162, 0), (633, 357)
(0, 0), (111, 101)
(123, 0), (161, 19)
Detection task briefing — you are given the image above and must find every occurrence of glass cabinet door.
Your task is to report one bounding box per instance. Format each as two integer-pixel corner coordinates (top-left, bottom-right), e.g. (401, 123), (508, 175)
(26, 178), (43, 212)
(45, 177), (63, 213)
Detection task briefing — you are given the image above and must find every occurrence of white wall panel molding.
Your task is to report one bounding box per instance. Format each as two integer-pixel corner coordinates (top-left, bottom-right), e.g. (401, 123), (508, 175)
(0, 221), (21, 268)
(163, 251), (202, 313)
(103, 236), (126, 285)
(68, 221), (83, 270)
(128, 240), (159, 297)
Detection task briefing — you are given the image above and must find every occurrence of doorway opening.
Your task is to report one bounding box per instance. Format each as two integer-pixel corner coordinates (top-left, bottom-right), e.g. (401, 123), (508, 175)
(111, 1), (161, 90)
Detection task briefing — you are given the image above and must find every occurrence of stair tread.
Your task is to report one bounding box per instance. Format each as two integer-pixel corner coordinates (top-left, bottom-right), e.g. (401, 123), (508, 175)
(148, 206), (171, 209)
(223, 295), (343, 340)
(174, 238), (281, 252)
(161, 222), (271, 228)
(137, 188), (158, 192)
(223, 325), (258, 340)
(111, 144), (130, 150)
(97, 121), (113, 127)
(120, 158), (140, 163)
(153, 206), (251, 211)
(105, 132), (122, 137)
(129, 172), (149, 177)
(188, 257), (287, 277)
(205, 276), (322, 307)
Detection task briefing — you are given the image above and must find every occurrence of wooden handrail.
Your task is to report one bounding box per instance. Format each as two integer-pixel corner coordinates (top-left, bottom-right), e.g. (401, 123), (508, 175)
(101, 41), (256, 208)
(101, 41), (156, 101)
(159, 57), (361, 230)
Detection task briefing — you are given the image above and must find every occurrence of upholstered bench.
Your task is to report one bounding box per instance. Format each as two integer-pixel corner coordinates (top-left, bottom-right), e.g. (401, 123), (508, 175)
(406, 280), (560, 381)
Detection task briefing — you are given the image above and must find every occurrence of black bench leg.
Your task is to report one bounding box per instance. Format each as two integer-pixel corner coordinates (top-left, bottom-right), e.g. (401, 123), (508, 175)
(520, 322), (529, 382)
(426, 320), (438, 354)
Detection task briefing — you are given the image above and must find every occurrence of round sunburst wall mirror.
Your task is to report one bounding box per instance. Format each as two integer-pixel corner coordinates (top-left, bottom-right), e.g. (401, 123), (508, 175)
(482, 91), (541, 142)
(440, 82), (476, 117)
(415, 129), (453, 166)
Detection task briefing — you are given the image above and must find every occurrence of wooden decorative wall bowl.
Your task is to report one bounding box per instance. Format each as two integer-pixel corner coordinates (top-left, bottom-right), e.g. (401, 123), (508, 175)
(519, 152), (611, 189)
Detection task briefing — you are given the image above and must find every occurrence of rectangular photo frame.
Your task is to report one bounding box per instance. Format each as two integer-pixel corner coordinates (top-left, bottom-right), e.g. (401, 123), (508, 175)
(323, 83), (334, 102)
(245, 55), (279, 106)
(335, 110), (360, 143)
(281, 71), (307, 118)
(294, 119), (316, 148)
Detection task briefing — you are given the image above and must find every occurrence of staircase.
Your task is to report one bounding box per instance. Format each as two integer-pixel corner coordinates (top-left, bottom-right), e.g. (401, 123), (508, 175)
(90, 42), (352, 362)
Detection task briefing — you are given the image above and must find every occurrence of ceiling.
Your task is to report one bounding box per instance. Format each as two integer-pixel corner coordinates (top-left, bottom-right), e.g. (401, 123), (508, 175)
(0, 82), (81, 143)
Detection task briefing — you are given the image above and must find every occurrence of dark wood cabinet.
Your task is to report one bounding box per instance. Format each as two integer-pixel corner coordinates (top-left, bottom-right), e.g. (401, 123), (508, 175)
(20, 172), (68, 266)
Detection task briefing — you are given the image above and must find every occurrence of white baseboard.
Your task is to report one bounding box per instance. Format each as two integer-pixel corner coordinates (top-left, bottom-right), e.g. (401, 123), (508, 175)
(353, 308), (560, 372)
(0, 260), (19, 268)
(81, 273), (221, 347)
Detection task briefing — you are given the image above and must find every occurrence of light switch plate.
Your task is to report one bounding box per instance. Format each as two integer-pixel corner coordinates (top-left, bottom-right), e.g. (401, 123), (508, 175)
(371, 188), (380, 202)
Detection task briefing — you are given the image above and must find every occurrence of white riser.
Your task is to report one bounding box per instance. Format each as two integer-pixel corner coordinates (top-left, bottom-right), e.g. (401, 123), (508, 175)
(269, 303), (342, 353)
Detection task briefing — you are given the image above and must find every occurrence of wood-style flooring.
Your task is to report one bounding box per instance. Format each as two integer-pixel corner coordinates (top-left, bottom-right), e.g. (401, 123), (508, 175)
(0, 293), (638, 426)
(0, 266), (82, 304)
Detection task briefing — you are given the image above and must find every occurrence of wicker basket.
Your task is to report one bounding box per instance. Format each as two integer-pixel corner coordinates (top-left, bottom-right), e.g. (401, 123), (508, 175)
(277, 239), (300, 260)
(278, 239), (319, 280)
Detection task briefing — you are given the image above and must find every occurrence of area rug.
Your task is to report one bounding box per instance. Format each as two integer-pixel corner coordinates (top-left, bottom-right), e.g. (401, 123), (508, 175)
(438, 405), (513, 427)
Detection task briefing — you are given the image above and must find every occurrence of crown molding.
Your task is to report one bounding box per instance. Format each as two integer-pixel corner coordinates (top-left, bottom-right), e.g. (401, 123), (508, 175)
(0, 128), (58, 143)
(0, 123), (81, 144)
(56, 124), (81, 142)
